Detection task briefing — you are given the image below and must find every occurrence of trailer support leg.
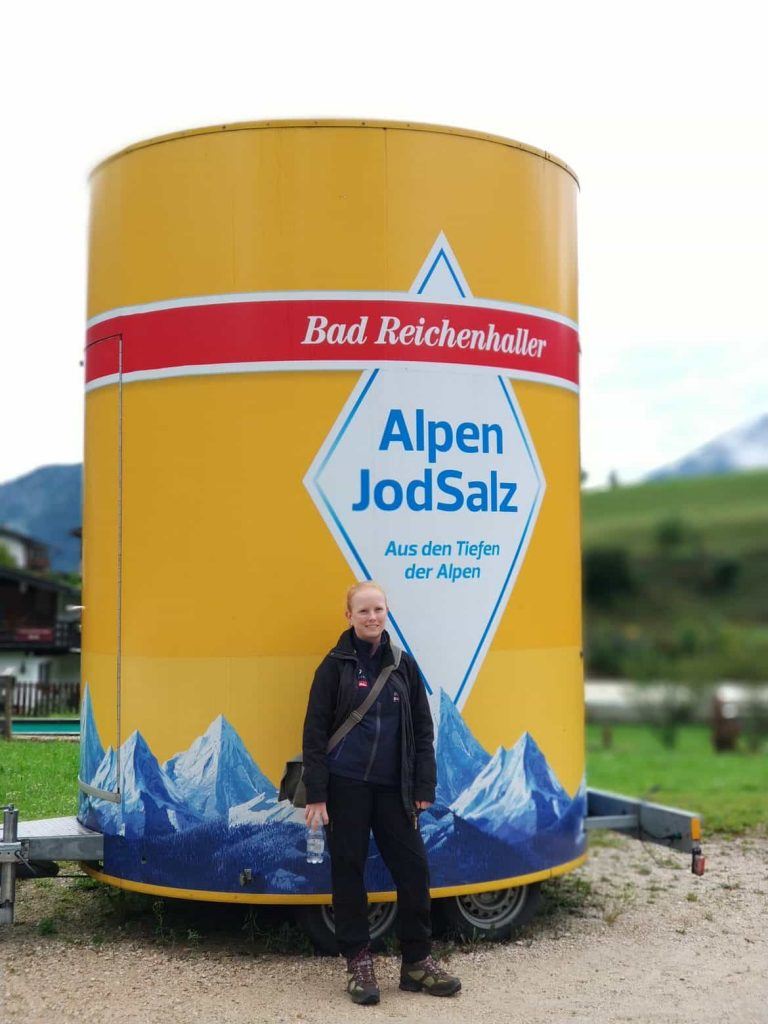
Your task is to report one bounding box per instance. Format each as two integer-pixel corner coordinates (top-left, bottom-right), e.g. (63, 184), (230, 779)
(0, 805), (19, 924)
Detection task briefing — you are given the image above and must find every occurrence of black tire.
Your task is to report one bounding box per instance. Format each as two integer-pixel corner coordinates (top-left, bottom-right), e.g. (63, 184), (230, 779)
(433, 883), (542, 942)
(294, 901), (398, 955)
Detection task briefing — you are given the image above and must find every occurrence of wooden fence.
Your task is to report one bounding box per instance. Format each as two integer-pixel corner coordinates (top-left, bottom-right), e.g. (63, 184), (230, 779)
(11, 679), (80, 717)
(0, 677), (11, 739)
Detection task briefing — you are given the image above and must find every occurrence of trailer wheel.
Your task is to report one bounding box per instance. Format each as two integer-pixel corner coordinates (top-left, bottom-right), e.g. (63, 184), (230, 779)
(434, 883), (541, 941)
(294, 901), (398, 955)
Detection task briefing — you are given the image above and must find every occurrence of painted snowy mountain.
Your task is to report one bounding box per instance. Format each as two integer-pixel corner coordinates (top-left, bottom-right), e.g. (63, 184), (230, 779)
(79, 685), (105, 785)
(78, 706), (297, 838)
(79, 722), (204, 838)
(79, 690), (586, 894)
(79, 745), (119, 833)
(228, 790), (301, 827)
(434, 688), (491, 808)
(119, 730), (205, 835)
(163, 714), (278, 821)
(78, 683), (109, 832)
(648, 413), (768, 480)
(451, 732), (572, 844)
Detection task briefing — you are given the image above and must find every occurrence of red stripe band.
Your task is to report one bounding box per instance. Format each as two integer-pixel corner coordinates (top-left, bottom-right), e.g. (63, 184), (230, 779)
(85, 298), (579, 390)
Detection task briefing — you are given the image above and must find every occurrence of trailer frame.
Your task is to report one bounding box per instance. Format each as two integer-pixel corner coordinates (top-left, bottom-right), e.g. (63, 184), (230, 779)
(1, 789), (704, 928)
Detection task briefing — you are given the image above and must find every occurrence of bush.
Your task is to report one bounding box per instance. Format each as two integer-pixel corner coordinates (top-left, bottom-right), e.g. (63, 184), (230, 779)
(584, 622), (629, 677)
(654, 517), (689, 552)
(705, 558), (741, 594)
(583, 548), (635, 608)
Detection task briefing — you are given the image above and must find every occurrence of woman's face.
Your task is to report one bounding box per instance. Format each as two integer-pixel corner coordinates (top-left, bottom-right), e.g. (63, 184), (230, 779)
(346, 587), (387, 644)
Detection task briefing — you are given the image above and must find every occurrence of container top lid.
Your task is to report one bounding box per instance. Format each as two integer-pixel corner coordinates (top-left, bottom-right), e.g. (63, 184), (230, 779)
(90, 118), (579, 186)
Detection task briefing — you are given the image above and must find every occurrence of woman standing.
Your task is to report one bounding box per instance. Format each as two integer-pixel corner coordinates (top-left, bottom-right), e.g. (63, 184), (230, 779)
(302, 581), (461, 1005)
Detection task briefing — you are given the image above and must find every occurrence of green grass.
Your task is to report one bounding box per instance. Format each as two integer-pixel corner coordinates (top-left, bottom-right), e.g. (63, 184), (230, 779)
(586, 723), (768, 833)
(0, 740), (79, 820)
(582, 469), (768, 557)
(2, 729), (766, 835)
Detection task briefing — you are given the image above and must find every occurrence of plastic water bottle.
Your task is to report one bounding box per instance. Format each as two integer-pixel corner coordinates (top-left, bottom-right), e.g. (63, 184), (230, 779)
(306, 825), (325, 864)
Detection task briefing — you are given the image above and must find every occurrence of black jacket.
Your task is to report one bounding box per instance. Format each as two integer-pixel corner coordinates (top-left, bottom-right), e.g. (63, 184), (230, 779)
(302, 628), (436, 814)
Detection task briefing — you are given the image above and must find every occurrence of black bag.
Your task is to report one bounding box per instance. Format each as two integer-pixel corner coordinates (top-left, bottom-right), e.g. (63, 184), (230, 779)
(279, 646), (402, 808)
(279, 757), (307, 808)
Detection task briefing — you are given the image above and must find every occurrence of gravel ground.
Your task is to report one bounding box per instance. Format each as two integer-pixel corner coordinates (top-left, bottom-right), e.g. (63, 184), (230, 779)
(1, 832), (766, 1024)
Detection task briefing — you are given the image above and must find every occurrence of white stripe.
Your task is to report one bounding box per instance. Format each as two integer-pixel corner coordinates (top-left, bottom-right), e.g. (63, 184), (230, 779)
(84, 360), (579, 394)
(84, 372), (121, 390)
(86, 290), (579, 332)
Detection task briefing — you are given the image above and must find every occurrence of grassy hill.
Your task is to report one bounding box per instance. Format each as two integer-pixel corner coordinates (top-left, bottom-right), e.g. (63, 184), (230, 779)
(582, 469), (768, 556)
(581, 469), (768, 681)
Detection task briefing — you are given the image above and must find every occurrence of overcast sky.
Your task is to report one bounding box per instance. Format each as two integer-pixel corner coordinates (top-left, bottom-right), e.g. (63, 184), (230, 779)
(1, 1), (766, 489)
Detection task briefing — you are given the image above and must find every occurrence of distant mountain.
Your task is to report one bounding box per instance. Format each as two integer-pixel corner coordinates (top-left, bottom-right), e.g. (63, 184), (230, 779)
(648, 414), (768, 481)
(0, 463), (82, 572)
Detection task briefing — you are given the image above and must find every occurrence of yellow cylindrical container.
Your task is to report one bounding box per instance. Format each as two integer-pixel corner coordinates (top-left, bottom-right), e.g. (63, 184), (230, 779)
(79, 121), (584, 928)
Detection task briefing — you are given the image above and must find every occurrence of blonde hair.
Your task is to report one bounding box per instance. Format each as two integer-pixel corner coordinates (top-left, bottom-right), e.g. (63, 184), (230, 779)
(346, 580), (387, 612)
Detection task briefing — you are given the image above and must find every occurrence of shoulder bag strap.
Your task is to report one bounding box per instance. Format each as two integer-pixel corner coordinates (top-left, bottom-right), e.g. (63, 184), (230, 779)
(326, 645), (402, 753)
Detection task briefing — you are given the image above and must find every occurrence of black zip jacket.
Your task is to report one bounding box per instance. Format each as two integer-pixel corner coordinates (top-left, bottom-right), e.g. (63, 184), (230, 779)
(302, 628), (436, 814)
(328, 633), (400, 786)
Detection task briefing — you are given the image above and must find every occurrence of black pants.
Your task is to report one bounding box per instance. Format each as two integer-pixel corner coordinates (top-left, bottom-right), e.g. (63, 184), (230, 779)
(326, 774), (432, 962)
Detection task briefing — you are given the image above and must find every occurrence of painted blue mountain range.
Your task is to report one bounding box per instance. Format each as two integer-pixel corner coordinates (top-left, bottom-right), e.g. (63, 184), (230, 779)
(163, 715), (278, 821)
(78, 684), (586, 895)
(434, 689), (491, 808)
(79, 682), (105, 785)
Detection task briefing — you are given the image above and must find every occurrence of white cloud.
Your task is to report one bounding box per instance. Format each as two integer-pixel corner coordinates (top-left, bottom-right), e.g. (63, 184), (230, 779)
(1, 1), (766, 485)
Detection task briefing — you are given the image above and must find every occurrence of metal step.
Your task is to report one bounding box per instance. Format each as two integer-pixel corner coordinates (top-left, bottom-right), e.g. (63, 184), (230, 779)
(16, 815), (104, 861)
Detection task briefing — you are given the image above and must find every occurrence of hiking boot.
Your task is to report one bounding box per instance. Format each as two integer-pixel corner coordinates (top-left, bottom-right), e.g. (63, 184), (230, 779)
(400, 954), (461, 997)
(346, 947), (380, 1005)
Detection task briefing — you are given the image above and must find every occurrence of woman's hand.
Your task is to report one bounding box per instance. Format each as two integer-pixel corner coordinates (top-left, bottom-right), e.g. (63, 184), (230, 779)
(415, 800), (432, 811)
(305, 802), (329, 830)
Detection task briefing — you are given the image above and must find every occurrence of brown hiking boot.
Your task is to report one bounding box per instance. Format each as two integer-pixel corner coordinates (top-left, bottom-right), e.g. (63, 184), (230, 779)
(346, 946), (380, 1005)
(400, 954), (461, 997)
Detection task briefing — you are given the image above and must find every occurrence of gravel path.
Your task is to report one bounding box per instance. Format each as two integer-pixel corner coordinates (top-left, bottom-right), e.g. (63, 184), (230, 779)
(1, 832), (766, 1024)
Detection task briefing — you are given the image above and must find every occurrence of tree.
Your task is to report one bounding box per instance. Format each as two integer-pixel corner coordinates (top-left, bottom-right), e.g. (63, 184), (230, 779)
(583, 547), (635, 608)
